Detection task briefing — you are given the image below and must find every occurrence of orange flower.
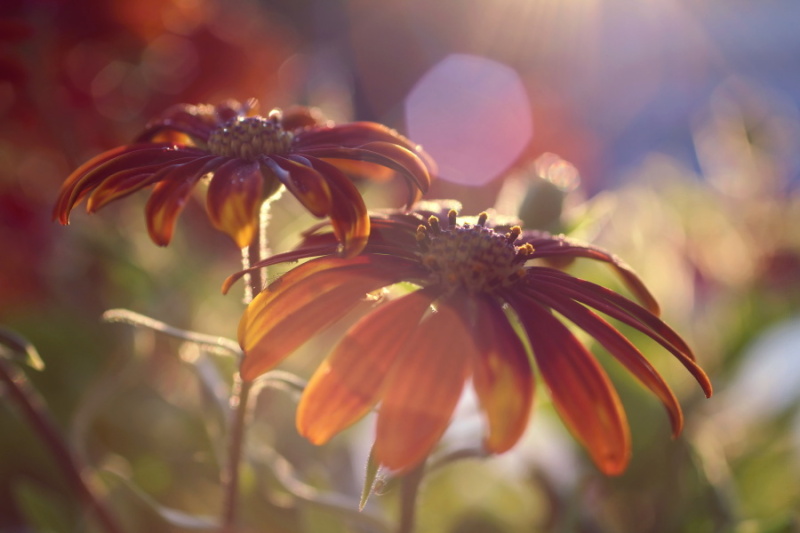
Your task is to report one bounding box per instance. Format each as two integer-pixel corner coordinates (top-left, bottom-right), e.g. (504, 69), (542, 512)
(229, 201), (712, 474)
(54, 99), (433, 256)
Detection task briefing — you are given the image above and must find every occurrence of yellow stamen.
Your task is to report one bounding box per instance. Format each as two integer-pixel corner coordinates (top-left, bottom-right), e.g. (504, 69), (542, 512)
(419, 211), (534, 293)
(207, 112), (294, 160)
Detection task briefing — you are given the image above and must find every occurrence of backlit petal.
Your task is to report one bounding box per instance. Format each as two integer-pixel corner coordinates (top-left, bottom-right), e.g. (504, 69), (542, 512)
(295, 122), (421, 154)
(301, 143), (431, 208)
(136, 100), (257, 143)
(265, 156), (332, 217)
(527, 236), (660, 315)
(87, 156), (217, 212)
(54, 144), (200, 222)
(53, 145), (138, 222)
(357, 141), (432, 201)
(508, 293), (631, 475)
(206, 160), (263, 248)
(529, 286), (684, 437)
(297, 287), (439, 444)
(136, 104), (216, 142)
(530, 268), (713, 397)
(239, 255), (423, 381)
(472, 295), (534, 453)
(86, 166), (175, 212)
(221, 214), (426, 294)
(301, 156), (370, 258)
(221, 243), (341, 295)
(78, 146), (204, 190)
(296, 121), (438, 176)
(375, 299), (475, 473)
(144, 158), (210, 245)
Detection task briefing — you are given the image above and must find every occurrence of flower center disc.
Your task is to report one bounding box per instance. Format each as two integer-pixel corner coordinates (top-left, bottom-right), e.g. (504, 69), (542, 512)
(208, 113), (294, 160)
(418, 212), (533, 293)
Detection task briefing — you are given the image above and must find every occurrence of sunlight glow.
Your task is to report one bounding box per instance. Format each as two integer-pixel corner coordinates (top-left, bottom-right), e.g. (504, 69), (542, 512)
(404, 54), (532, 186)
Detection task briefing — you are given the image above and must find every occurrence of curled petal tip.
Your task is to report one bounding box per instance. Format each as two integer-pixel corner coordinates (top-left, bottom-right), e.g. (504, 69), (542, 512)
(597, 452), (631, 476)
(220, 275), (237, 295)
(702, 379), (714, 398)
(685, 357), (713, 398)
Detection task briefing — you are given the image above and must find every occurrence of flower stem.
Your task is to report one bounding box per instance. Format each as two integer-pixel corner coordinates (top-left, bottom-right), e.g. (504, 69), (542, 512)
(0, 358), (124, 533)
(240, 200), (273, 304)
(258, 199), (272, 290)
(222, 200), (271, 532)
(240, 245), (256, 304)
(396, 462), (426, 533)
(102, 309), (241, 358)
(220, 377), (253, 533)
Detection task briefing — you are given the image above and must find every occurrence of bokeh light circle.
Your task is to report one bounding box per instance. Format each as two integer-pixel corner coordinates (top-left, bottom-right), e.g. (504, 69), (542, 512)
(404, 54), (533, 187)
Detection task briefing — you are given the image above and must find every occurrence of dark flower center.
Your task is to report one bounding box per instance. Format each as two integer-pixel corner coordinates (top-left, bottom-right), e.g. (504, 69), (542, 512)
(207, 110), (294, 160)
(416, 210), (534, 293)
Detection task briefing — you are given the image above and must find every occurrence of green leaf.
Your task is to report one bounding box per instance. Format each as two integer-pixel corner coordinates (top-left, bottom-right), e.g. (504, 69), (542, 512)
(0, 327), (44, 370)
(360, 444), (383, 511)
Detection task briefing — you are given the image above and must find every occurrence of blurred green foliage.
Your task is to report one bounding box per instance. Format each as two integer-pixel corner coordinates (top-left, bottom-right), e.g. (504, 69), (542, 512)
(3, 0), (800, 532)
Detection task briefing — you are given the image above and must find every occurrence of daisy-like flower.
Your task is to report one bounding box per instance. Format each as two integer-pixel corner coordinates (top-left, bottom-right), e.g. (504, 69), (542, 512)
(227, 201), (712, 475)
(53, 99), (433, 257)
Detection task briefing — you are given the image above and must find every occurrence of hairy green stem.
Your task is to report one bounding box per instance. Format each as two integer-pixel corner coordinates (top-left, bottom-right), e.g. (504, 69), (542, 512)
(220, 377), (253, 533)
(240, 245), (256, 304)
(397, 462), (426, 533)
(240, 200), (273, 304)
(221, 200), (272, 532)
(258, 199), (272, 290)
(102, 309), (242, 358)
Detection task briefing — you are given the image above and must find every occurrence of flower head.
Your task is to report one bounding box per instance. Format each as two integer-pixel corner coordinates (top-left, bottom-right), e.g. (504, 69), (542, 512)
(54, 99), (434, 257)
(228, 201), (712, 474)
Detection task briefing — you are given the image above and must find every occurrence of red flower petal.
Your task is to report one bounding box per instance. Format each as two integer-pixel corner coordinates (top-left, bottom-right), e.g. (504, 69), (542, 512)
(528, 237), (660, 315)
(374, 298), (475, 473)
(136, 104), (217, 142)
(85, 168), (168, 212)
(296, 122), (438, 176)
(53, 145), (137, 222)
(206, 159), (264, 248)
(294, 122), (417, 151)
(220, 213), (424, 294)
(221, 243), (340, 295)
(86, 157), (212, 212)
(239, 255), (423, 381)
(265, 155), (332, 217)
(529, 285), (685, 437)
(297, 287), (439, 444)
(508, 293), (631, 475)
(301, 156), (370, 258)
(280, 105), (324, 131)
(358, 141), (432, 205)
(143, 158), (210, 245)
(55, 145), (208, 221)
(136, 100), (256, 143)
(301, 143), (431, 208)
(472, 295), (534, 453)
(530, 268), (713, 398)
(78, 146), (204, 190)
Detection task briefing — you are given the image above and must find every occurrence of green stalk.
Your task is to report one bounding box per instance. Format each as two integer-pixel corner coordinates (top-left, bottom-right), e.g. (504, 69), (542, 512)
(396, 462), (426, 533)
(221, 199), (272, 532)
(220, 377), (253, 533)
